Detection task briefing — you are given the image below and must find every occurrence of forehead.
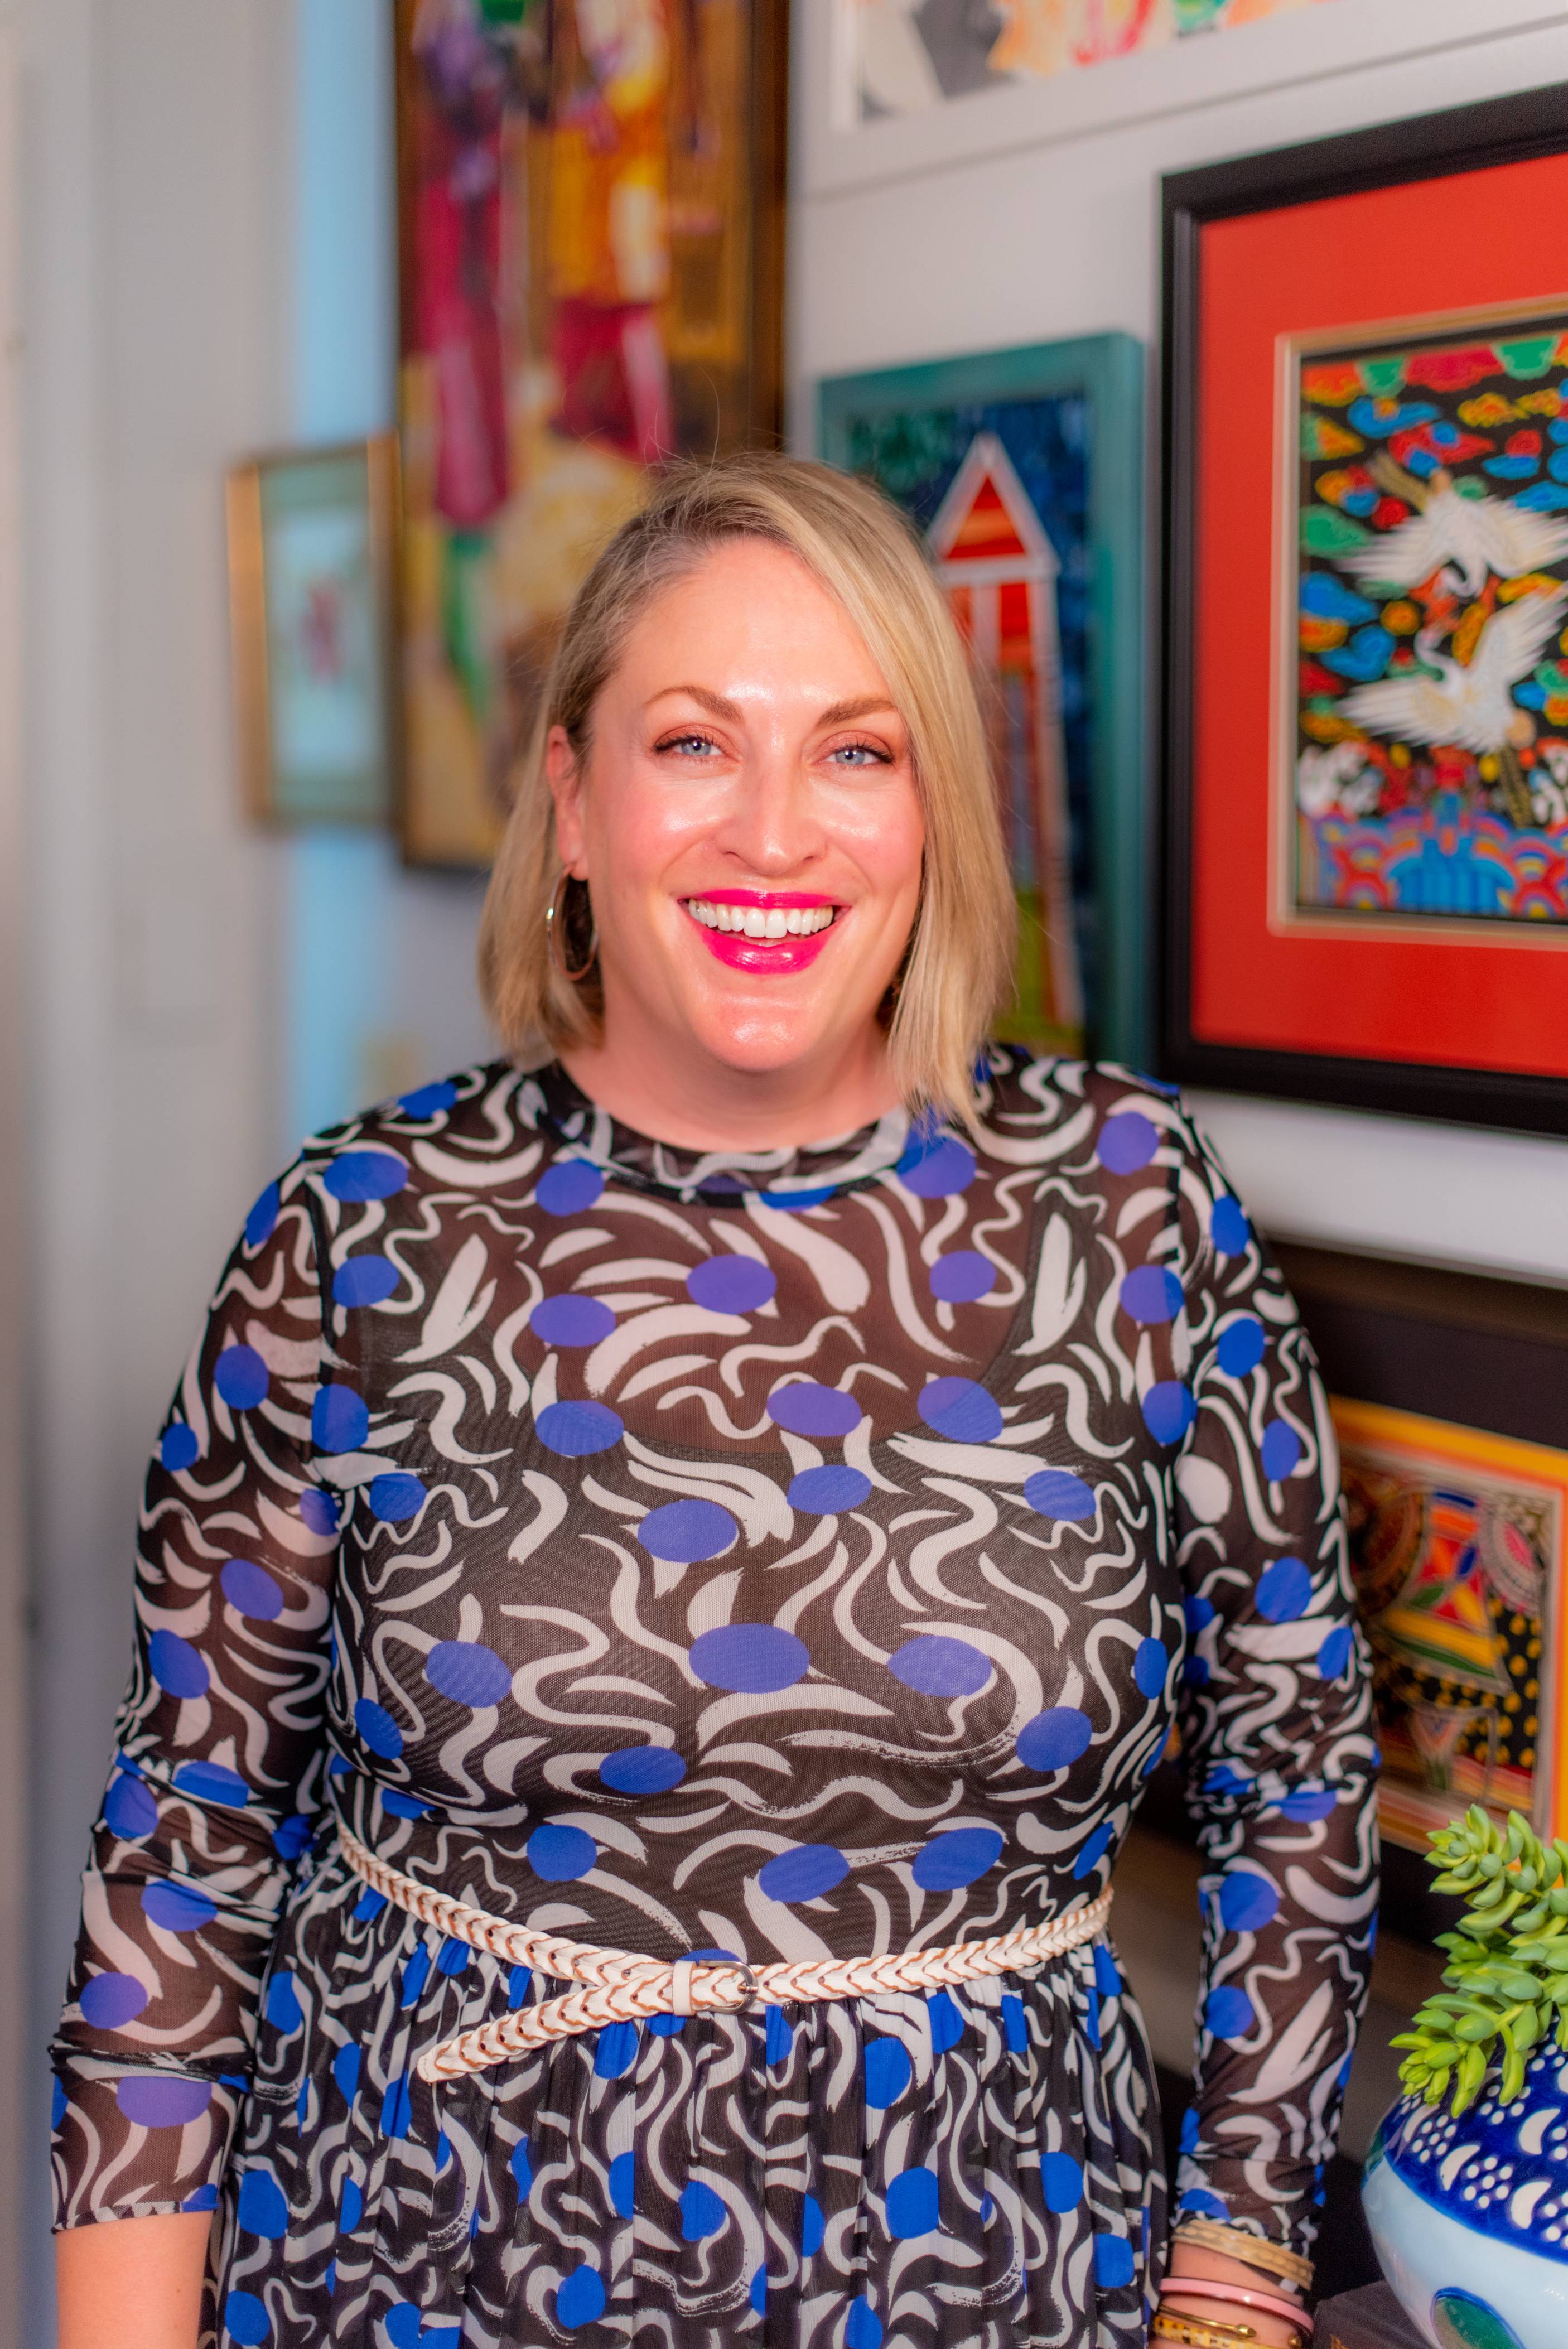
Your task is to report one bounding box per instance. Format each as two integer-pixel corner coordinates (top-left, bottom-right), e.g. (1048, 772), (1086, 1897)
(612, 541), (893, 699)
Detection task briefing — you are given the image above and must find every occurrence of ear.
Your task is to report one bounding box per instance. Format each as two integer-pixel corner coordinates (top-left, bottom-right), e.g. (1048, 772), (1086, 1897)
(546, 726), (590, 877)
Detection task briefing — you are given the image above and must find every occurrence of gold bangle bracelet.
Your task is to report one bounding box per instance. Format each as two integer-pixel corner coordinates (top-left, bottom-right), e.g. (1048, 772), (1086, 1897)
(1151, 2316), (1306, 2349)
(1172, 2215), (1314, 2292)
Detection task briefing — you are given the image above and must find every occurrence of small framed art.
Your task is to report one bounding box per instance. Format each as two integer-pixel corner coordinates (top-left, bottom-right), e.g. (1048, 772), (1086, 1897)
(393, 0), (788, 870)
(1276, 1241), (1568, 1858)
(226, 437), (400, 827)
(819, 334), (1147, 1069)
(1162, 86), (1568, 1135)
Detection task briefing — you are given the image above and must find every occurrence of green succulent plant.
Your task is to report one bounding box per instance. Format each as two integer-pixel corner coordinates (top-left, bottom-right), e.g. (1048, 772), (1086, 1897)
(1392, 1805), (1568, 2118)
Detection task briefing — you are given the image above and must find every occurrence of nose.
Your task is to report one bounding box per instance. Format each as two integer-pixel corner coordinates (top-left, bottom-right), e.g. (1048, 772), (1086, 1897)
(711, 737), (829, 879)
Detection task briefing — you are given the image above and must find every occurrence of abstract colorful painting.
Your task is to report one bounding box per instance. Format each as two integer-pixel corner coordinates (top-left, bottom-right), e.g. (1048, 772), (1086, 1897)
(1288, 308), (1568, 932)
(852, 0), (1326, 119)
(395, 0), (784, 867)
(819, 337), (1147, 1067)
(1333, 1398), (1568, 1853)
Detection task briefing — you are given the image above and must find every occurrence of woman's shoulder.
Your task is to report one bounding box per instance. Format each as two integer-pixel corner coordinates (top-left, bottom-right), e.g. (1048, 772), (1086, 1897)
(291, 1056), (549, 1202)
(973, 1043), (1201, 1157)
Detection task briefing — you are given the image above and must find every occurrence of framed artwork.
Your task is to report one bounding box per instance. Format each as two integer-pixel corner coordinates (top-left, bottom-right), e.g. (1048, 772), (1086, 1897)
(848, 0), (1328, 122)
(1162, 86), (1568, 1135)
(393, 0), (788, 870)
(225, 438), (399, 827)
(818, 334), (1147, 1068)
(1276, 1241), (1568, 1860)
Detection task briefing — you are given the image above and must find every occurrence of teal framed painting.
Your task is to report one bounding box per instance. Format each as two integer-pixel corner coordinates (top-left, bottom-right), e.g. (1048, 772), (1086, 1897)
(818, 334), (1147, 1069)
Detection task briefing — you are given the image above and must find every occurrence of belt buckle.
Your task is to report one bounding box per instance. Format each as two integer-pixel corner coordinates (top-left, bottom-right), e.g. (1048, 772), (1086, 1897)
(670, 1956), (758, 2019)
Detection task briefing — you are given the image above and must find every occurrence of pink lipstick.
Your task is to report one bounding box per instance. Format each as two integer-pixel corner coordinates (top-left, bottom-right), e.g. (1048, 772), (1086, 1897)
(682, 889), (842, 975)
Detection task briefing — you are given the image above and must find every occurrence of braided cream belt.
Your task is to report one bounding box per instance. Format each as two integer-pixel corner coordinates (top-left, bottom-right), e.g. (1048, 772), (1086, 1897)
(339, 1827), (1113, 2085)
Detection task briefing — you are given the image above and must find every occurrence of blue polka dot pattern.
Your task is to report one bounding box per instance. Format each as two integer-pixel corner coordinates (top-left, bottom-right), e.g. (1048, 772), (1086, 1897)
(333, 1259), (399, 1315)
(1017, 1708), (1092, 1772)
(530, 1294), (616, 1347)
(689, 1624), (808, 1693)
(911, 1826), (1003, 1890)
(1256, 1557), (1313, 1623)
(600, 1745), (685, 1795)
(323, 1149), (408, 1203)
(888, 1636), (990, 1697)
(766, 1382), (861, 1437)
(535, 1400), (622, 1457)
(886, 2167), (939, 2237)
(536, 1160), (604, 1216)
(787, 1464), (872, 1513)
(425, 1641), (510, 1708)
(928, 1250), (995, 1302)
(918, 1377), (1003, 1443)
(1120, 1266), (1182, 1325)
(53, 1047), (1372, 2332)
(1216, 1315), (1266, 1378)
(758, 1844), (848, 1903)
(220, 1560), (284, 1620)
(640, 1499), (737, 1561)
(367, 1472), (426, 1523)
(214, 1345), (269, 1409)
(1097, 1112), (1159, 1174)
(527, 1823), (596, 1882)
(687, 1256), (776, 1313)
(1023, 1468), (1096, 1521)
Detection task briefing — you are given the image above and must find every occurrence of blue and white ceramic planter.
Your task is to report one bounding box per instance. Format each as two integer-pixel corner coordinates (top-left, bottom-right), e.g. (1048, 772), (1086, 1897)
(1363, 2047), (1568, 2349)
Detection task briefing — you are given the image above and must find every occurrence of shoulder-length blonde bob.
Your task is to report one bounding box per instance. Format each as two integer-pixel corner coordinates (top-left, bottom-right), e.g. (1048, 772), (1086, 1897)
(477, 452), (1016, 1124)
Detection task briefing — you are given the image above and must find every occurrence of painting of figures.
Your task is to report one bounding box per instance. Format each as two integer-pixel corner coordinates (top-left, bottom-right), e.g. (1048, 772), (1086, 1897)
(1333, 1399), (1568, 1852)
(395, 0), (784, 867)
(821, 339), (1147, 1068)
(852, 0), (1326, 120)
(1287, 308), (1568, 932)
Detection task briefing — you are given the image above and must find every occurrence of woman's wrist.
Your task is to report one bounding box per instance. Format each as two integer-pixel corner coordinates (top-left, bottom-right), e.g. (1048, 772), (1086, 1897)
(1162, 2239), (1307, 2349)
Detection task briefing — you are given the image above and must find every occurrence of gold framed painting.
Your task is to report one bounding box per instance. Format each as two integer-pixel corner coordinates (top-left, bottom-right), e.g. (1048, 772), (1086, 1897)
(394, 0), (788, 869)
(226, 437), (401, 827)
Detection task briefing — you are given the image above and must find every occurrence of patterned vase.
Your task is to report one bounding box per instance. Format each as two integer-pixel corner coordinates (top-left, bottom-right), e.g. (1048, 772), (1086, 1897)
(1362, 2048), (1568, 2348)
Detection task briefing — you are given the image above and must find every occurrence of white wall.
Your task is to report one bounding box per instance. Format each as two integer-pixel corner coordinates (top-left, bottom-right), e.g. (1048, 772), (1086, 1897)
(792, 0), (1568, 1282)
(10, 3), (487, 2329)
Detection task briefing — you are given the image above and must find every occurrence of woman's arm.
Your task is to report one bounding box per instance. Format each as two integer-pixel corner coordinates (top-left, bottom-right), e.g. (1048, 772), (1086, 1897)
(1159, 1118), (1379, 2304)
(56, 2214), (210, 2349)
(50, 1163), (339, 2304)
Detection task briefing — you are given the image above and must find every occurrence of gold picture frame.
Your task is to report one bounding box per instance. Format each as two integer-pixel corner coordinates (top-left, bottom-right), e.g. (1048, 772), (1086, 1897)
(226, 435), (402, 827)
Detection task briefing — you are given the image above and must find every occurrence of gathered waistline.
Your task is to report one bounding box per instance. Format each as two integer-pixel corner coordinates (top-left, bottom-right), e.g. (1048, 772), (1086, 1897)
(339, 1827), (1112, 2085)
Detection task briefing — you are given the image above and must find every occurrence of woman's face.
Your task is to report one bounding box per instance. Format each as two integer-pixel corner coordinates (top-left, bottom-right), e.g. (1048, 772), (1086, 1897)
(549, 538), (927, 1102)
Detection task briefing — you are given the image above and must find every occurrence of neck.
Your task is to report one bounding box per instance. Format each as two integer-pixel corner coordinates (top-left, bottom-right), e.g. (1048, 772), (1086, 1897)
(558, 1023), (905, 1152)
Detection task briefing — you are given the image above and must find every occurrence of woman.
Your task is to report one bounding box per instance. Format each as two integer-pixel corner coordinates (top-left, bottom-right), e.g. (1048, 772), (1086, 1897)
(54, 456), (1375, 2349)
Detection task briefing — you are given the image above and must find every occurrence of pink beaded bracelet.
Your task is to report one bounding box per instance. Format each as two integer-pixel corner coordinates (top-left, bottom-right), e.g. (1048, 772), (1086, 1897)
(1160, 2277), (1308, 2327)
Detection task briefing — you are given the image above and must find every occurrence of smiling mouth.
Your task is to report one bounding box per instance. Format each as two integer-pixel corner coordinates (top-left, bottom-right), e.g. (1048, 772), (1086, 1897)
(683, 898), (839, 939)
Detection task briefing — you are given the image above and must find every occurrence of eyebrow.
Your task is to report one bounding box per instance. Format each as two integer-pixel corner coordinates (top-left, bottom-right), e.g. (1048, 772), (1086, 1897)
(648, 687), (900, 728)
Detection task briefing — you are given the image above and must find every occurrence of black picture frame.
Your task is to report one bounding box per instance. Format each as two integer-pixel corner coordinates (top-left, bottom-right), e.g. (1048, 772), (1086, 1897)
(1160, 84), (1568, 1139)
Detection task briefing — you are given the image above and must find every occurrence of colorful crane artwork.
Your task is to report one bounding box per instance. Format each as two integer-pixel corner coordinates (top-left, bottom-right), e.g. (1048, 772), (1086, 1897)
(925, 432), (1083, 1044)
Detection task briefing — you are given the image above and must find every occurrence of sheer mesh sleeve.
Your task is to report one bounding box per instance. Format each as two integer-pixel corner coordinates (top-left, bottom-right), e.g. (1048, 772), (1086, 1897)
(50, 1163), (337, 2228)
(1167, 1112), (1379, 2261)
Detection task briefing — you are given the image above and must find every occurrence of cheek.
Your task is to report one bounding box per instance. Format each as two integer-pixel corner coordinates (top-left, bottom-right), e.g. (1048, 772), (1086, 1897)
(586, 774), (706, 902)
(840, 780), (926, 905)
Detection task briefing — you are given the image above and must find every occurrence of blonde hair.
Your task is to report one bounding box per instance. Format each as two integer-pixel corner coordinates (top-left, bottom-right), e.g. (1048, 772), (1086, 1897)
(477, 453), (1016, 1123)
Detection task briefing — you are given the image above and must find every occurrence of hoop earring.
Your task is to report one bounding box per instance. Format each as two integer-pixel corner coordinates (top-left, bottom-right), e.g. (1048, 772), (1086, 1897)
(546, 871), (599, 984)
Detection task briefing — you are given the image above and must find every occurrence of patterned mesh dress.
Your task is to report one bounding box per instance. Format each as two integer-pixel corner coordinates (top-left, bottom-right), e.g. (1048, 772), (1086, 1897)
(51, 1049), (1377, 2348)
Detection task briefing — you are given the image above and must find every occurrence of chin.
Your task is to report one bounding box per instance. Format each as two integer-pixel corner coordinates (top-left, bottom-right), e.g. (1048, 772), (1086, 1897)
(682, 993), (851, 1078)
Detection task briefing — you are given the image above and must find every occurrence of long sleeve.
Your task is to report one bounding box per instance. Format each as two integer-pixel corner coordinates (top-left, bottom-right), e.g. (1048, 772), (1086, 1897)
(50, 1161), (338, 2228)
(1167, 1113), (1379, 2260)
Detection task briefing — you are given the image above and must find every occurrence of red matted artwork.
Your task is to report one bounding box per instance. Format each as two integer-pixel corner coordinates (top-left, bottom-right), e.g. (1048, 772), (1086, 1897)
(1162, 91), (1568, 1135)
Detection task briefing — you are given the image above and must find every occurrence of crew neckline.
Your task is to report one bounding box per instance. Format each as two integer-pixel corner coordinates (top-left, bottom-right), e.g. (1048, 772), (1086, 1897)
(527, 1059), (921, 1207)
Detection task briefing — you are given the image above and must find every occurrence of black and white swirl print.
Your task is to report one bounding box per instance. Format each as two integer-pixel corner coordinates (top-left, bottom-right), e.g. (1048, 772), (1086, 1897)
(51, 1048), (1377, 2347)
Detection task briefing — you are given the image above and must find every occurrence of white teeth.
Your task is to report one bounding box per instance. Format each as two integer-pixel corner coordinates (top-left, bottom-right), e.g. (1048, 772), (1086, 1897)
(682, 899), (838, 938)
